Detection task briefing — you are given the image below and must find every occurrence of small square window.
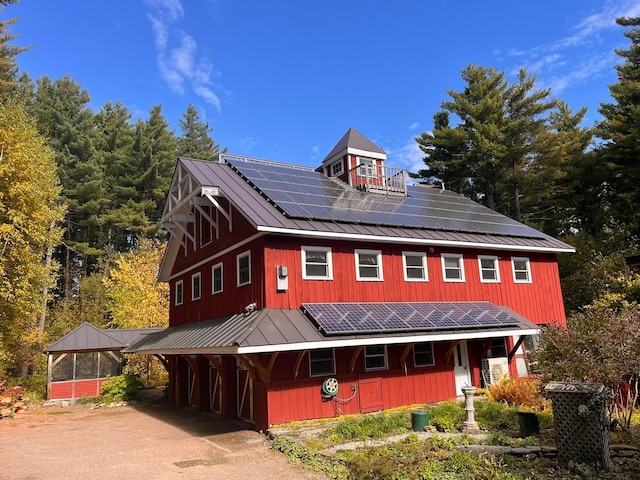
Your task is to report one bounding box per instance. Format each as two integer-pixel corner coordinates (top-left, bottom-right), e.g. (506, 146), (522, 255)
(175, 280), (183, 306)
(512, 257), (532, 283)
(403, 251), (428, 281)
(355, 249), (383, 281)
(212, 262), (223, 294)
(365, 345), (388, 371)
(478, 255), (500, 283)
(485, 338), (508, 358)
(192, 272), (201, 300)
(237, 251), (251, 286)
(331, 161), (343, 176)
(414, 343), (435, 367)
(309, 348), (335, 376)
(441, 253), (465, 282)
(302, 246), (333, 280)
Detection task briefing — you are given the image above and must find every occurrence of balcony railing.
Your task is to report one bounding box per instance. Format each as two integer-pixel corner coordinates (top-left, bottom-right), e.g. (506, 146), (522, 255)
(348, 163), (407, 196)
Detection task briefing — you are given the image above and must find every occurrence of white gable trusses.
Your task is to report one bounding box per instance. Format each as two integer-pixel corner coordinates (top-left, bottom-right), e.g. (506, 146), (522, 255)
(162, 160), (232, 255)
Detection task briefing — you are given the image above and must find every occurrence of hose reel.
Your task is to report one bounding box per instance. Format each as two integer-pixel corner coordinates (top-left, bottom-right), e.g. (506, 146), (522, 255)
(321, 377), (339, 397)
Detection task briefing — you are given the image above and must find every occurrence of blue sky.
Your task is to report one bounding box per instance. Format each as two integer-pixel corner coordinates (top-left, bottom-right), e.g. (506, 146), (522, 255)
(7, 0), (640, 172)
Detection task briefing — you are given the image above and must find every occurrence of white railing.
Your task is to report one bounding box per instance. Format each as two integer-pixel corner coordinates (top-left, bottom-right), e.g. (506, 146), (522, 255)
(348, 163), (407, 196)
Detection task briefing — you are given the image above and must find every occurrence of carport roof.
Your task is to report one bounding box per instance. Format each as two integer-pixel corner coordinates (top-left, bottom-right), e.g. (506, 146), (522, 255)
(122, 303), (540, 355)
(46, 322), (164, 353)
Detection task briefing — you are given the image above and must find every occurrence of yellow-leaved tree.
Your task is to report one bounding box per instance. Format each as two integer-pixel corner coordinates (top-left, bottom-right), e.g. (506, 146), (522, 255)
(103, 238), (169, 329)
(103, 238), (169, 384)
(0, 98), (65, 377)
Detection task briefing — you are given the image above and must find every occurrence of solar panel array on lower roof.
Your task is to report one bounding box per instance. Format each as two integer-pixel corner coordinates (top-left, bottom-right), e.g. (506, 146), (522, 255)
(302, 302), (522, 335)
(224, 157), (545, 238)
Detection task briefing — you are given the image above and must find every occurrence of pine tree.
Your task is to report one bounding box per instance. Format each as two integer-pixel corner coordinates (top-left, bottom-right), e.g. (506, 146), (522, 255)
(596, 17), (640, 235)
(177, 103), (223, 161)
(0, 8), (30, 99)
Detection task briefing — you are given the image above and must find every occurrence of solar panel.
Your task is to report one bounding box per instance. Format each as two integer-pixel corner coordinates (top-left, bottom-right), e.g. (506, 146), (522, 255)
(225, 158), (546, 238)
(302, 302), (523, 335)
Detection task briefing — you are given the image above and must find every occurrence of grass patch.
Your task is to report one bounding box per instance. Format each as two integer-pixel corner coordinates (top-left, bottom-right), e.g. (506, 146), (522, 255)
(321, 412), (410, 443)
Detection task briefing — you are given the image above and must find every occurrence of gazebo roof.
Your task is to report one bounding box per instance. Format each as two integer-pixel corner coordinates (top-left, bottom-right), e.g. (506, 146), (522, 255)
(46, 322), (163, 353)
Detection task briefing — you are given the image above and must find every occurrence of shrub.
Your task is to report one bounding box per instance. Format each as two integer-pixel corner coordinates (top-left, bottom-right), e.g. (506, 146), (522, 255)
(475, 399), (517, 431)
(322, 412), (410, 443)
(425, 400), (466, 432)
(100, 374), (143, 402)
(486, 375), (545, 409)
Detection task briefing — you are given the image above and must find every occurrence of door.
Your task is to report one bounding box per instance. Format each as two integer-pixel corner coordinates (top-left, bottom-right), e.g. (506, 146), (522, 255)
(236, 359), (253, 423)
(454, 341), (471, 396)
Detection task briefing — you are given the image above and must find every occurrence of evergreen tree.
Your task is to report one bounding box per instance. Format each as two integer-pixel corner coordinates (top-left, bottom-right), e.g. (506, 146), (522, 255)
(32, 75), (103, 297)
(596, 17), (640, 236)
(0, 7), (29, 99)
(417, 65), (562, 222)
(133, 105), (177, 223)
(177, 103), (224, 161)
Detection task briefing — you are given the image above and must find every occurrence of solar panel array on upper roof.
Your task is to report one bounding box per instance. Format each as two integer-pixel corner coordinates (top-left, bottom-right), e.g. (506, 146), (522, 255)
(302, 302), (522, 335)
(223, 157), (545, 238)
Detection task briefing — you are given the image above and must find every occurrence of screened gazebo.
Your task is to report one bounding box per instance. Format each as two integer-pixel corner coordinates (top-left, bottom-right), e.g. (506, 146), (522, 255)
(45, 322), (163, 400)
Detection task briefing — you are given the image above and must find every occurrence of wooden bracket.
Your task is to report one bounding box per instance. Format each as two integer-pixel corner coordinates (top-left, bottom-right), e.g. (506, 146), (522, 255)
(350, 346), (364, 373)
(445, 341), (461, 365)
(203, 354), (224, 376)
(400, 343), (415, 369)
(154, 354), (169, 371)
(293, 350), (308, 379)
(508, 336), (526, 361)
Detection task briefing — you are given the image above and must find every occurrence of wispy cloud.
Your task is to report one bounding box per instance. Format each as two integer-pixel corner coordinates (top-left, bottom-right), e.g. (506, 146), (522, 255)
(503, 0), (640, 94)
(387, 137), (425, 174)
(144, 0), (222, 111)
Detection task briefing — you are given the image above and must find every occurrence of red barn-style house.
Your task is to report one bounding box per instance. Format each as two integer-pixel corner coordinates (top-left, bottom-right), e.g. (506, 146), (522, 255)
(126, 128), (574, 431)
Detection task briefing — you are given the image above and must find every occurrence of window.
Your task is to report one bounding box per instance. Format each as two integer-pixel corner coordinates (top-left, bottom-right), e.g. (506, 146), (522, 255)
(191, 272), (201, 300)
(365, 345), (388, 371)
(441, 253), (465, 282)
(511, 257), (532, 283)
(403, 251), (428, 281)
(237, 251), (251, 286)
(175, 280), (183, 305)
(212, 262), (223, 294)
(485, 337), (508, 358)
(478, 255), (500, 283)
(309, 348), (335, 376)
(302, 246), (333, 280)
(358, 157), (377, 177)
(414, 343), (435, 367)
(355, 249), (383, 281)
(331, 161), (343, 176)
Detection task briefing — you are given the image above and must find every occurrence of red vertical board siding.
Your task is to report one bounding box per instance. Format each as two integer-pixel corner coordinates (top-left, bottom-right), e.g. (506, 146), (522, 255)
(262, 237), (566, 326)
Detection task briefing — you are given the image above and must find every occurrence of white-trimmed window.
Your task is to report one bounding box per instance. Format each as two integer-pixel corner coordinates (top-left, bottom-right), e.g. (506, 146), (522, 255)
(191, 272), (201, 300)
(414, 343), (435, 367)
(355, 249), (383, 281)
(478, 255), (500, 283)
(211, 262), (223, 294)
(302, 246), (333, 280)
(358, 157), (377, 177)
(365, 345), (388, 371)
(309, 348), (336, 376)
(511, 257), (532, 283)
(403, 251), (428, 281)
(175, 280), (183, 306)
(237, 251), (251, 286)
(331, 161), (343, 176)
(441, 253), (465, 282)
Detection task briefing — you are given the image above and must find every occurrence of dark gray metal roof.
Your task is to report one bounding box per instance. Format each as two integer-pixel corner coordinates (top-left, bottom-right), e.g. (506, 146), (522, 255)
(322, 127), (386, 162)
(123, 304), (540, 356)
(46, 322), (164, 353)
(180, 158), (573, 251)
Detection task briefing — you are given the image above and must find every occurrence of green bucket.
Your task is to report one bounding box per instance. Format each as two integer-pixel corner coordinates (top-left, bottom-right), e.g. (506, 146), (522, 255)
(411, 411), (430, 431)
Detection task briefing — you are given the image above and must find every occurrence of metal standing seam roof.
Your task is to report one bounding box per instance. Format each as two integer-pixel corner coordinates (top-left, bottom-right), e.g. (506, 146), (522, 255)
(322, 127), (386, 162)
(46, 322), (164, 353)
(123, 303), (541, 356)
(179, 158), (573, 252)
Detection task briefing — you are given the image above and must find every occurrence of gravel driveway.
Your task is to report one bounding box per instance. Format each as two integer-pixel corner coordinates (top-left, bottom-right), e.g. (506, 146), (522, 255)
(0, 393), (327, 480)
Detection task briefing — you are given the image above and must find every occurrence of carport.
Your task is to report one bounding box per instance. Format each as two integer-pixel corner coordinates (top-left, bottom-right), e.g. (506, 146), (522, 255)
(45, 322), (162, 400)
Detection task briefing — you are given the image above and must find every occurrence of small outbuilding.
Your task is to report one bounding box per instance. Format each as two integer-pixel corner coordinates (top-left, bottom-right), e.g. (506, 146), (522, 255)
(45, 322), (162, 400)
